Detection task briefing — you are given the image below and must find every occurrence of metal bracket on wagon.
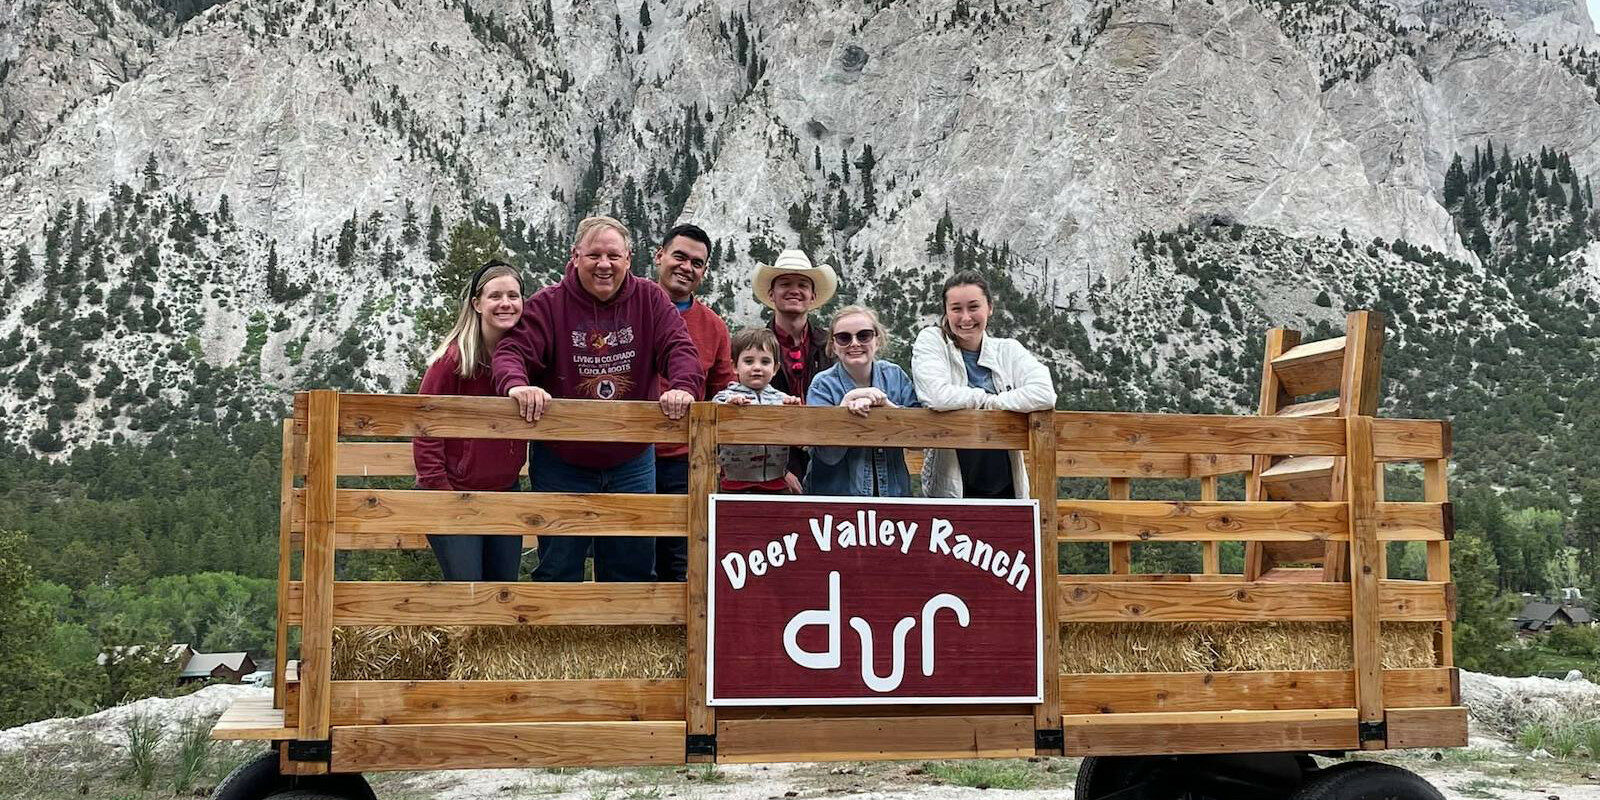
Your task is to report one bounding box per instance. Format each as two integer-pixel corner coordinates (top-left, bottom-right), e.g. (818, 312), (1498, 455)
(1035, 729), (1063, 751)
(285, 739), (333, 762)
(1358, 720), (1387, 743)
(686, 734), (716, 758)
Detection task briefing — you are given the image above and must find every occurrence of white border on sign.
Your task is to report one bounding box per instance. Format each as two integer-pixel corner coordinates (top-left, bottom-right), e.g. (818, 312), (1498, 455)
(706, 494), (1044, 706)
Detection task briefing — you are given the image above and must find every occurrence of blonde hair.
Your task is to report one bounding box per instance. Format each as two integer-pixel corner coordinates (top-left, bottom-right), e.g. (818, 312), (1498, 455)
(826, 305), (889, 358)
(429, 264), (522, 379)
(572, 215), (632, 251)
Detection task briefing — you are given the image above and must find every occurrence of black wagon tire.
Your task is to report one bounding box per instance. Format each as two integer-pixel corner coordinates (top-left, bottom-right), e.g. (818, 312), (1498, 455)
(209, 750), (377, 800)
(1077, 753), (1313, 800)
(1289, 761), (1445, 800)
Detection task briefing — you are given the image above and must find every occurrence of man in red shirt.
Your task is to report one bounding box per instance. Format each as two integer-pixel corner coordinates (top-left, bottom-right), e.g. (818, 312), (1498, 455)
(753, 250), (838, 490)
(653, 223), (735, 581)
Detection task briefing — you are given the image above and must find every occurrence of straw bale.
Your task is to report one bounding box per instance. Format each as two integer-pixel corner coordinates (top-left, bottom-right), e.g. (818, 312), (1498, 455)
(1060, 622), (1436, 673)
(449, 625), (686, 680)
(331, 626), (456, 680)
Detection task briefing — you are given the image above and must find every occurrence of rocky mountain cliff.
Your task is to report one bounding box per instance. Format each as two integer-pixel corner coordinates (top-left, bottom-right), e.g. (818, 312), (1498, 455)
(3, 0), (1600, 495)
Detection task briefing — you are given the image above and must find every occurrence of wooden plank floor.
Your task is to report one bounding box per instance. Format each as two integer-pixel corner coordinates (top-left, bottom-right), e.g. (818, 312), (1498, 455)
(211, 695), (294, 740)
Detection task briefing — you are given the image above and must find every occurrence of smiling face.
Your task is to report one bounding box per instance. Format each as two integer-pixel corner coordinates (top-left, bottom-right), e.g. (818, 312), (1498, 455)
(735, 345), (777, 392)
(943, 282), (992, 351)
(654, 235), (710, 302)
(574, 227), (631, 301)
(472, 274), (524, 337)
(831, 312), (880, 371)
(770, 273), (816, 315)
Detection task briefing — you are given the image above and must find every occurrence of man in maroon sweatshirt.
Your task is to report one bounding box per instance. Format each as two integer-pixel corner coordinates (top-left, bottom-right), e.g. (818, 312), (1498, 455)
(650, 222), (735, 582)
(493, 216), (704, 582)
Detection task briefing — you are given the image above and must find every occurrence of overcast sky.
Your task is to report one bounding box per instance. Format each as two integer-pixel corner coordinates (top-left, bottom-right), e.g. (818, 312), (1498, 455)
(1592, 0), (1600, 31)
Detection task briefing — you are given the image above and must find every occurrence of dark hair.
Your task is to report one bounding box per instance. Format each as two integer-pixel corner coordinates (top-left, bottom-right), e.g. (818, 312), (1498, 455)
(942, 271), (991, 304)
(659, 223), (712, 252)
(730, 327), (780, 359)
(464, 258), (521, 299)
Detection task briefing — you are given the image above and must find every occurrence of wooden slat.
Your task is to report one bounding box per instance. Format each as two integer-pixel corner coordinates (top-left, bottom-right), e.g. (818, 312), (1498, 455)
(274, 421), (298, 709)
(685, 404), (716, 760)
(1376, 502), (1451, 541)
(1107, 478), (1131, 574)
(1200, 476), (1221, 573)
(1058, 500), (1348, 542)
(716, 404), (1029, 449)
(1271, 336), (1346, 396)
(1425, 458), (1454, 667)
(1390, 706), (1467, 748)
(1384, 706), (1469, 749)
(1056, 412), (1345, 456)
(1056, 579), (1451, 622)
(282, 582), (686, 626)
(1059, 451), (1192, 478)
(1061, 573), (1245, 582)
(1274, 398), (1341, 418)
(212, 695), (293, 740)
(1259, 455), (1335, 482)
(1058, 668), (1457, 715)
(1346, 416), (1385, 749)
(297, 390), (338, 768)
(323, 489), (686, 536)
(1063, 708), (1357, 756)
(715, 716), (1034, 763)
(1341, 311), (1384, 417)
(292, 532), (532, 550)
(1029, 410), (1062, 746)
(331, 721), (685, 772)
(337, 394), (690, 443)
(293, 441), (533, 478)
(1373, 419), (1451, 461)
(1189, 453), (1254, 478)
(322, 679), (684, 725)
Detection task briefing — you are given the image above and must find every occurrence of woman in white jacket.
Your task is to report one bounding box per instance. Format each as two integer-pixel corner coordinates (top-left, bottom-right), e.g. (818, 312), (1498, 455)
(911, 271), (1057, 498)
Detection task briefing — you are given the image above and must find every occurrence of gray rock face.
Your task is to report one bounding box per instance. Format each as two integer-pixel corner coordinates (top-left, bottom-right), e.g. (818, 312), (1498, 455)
(2, 0), (1599, 448)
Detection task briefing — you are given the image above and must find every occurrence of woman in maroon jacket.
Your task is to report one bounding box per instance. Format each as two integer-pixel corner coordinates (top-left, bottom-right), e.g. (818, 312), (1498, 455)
(414, 260), (529, 581)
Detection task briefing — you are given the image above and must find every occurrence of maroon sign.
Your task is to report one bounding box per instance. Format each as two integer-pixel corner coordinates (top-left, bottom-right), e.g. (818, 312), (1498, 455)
(707, 496), (1041, 705)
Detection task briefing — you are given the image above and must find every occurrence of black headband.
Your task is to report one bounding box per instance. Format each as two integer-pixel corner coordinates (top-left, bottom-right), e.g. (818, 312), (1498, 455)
(465, 259), (520, 299)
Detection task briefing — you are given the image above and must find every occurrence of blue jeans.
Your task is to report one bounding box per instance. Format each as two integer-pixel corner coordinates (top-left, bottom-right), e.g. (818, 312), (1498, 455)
(653, 456), (689, 582)
(428, 479), (523, 581)
(529, 443), (657, 582)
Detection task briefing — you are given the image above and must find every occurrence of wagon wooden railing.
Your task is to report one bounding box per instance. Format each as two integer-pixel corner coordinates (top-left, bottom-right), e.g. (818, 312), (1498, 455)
(212, 390), (1463, 774)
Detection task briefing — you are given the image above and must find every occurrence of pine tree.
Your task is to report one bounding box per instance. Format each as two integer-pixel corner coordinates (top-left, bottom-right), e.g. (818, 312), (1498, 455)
(427, 205), (445, 262)
(142, 154), (159, 191)
(336, 213), (358, 268)
(12, 245), (33, 283)
(639, 0), (651, 27)
(1443, 153), (1467, 206)
(402, 200), (419, 246)
(854, 144), (877, 212)
(637, 30), (645, 52)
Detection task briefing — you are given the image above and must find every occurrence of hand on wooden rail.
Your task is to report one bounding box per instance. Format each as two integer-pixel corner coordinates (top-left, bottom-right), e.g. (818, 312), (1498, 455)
(509, 385), (551, 422)
(659, 389), (694, 420)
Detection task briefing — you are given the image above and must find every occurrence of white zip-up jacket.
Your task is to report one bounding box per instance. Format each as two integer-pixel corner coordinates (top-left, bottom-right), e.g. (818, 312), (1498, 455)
(910, 326), (1057, 498)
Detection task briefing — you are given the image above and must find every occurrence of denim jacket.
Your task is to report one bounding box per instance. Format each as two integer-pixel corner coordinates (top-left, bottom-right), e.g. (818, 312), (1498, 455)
(804, 360), (921, 497)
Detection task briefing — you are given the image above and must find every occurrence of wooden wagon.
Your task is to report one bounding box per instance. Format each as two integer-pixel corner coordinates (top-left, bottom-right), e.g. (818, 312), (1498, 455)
(210, 388), (1462, 800)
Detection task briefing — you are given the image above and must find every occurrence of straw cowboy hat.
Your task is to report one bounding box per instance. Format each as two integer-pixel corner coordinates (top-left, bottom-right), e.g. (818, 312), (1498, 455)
(752, 249), (838, 311)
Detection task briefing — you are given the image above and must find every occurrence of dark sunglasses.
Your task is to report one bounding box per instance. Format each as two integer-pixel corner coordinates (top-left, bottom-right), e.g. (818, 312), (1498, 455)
(832, 329), (878, 347)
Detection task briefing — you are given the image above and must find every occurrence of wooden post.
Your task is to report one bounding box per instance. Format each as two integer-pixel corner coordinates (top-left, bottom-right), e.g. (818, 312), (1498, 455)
(685, 404), (717, 762)
(291, 389), (339, 774)
(1345, 415), (1385, 749)
(1244, 328), (1299, 580)
(1200, 476), (1220, 574)
(1107, 478), (1131, 574)
(1027, 410), (1062, 751)
(1424, 457), (1453, 668)
(273, 420), (301, 710)
(1325, 311), (1384, 582)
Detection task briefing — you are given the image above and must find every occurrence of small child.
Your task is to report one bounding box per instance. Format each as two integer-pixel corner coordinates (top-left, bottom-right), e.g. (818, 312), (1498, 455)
(714, 328), (802, 493)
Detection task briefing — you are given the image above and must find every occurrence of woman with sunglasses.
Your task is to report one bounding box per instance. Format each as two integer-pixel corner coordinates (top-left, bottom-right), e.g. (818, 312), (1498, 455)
(414, 260), (530, 581)
(805, 305), (920, 496)
(911, 271), (1056, 498)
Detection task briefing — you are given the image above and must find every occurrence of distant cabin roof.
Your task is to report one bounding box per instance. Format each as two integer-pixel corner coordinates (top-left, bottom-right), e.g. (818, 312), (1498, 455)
(180, 652), (252, 678)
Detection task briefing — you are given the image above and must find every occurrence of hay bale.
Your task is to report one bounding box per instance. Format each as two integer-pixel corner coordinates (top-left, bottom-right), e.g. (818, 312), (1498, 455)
(331, 626), (455, 680)
(449, 625), (685, 680)
(1061, 622), (1437, 673)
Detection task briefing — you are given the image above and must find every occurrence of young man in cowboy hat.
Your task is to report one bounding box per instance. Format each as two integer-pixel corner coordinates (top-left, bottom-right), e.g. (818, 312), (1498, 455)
(753, 249), (838, 489)
(651, 222), (735, 581)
